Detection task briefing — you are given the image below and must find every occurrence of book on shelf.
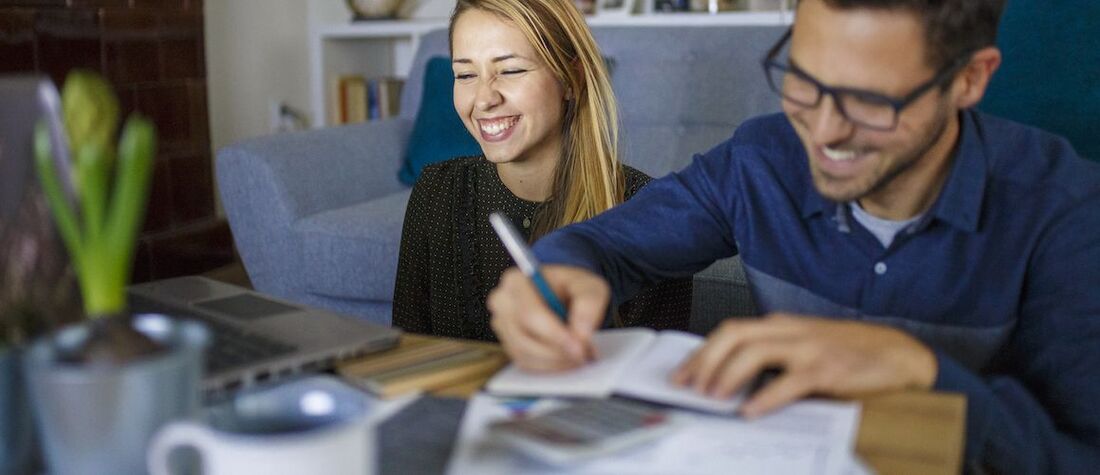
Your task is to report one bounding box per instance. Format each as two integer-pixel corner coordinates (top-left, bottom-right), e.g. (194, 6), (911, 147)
(486, 328), (747, 413)
(329, 75), (405, 125)
(329, 74), (368, 125)
(374, 77), (404, 119)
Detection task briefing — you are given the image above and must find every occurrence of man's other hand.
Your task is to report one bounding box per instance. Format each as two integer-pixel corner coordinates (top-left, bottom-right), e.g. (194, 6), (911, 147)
(487, 265), (610, 372)
(672, 314), (938, 417)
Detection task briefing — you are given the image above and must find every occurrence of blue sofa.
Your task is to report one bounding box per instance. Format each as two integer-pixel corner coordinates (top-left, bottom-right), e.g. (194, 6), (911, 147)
(216, 25), (786, 330)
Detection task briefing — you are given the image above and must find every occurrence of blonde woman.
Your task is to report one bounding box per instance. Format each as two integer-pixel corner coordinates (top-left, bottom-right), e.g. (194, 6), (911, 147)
(392, 0), (691, 340)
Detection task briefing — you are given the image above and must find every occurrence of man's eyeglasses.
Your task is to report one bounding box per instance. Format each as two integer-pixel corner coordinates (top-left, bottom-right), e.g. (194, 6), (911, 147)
(762, 28), (973, 132)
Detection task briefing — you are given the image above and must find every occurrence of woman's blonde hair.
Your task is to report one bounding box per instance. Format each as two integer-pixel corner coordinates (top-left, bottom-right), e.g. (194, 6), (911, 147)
(449, 0), (624, 240)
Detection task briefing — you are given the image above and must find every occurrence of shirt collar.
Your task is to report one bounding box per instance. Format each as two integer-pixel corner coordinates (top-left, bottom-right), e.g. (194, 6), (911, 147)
(797, 110), (988, 233)
(925, 110), (987, 233)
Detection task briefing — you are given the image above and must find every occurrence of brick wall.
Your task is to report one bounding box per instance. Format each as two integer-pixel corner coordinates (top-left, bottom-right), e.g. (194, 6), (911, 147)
(0, 0), (233, 281)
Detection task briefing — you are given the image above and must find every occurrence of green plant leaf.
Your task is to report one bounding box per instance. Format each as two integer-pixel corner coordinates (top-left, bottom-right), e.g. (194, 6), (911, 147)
(76, 143), (110, 245)
(106, 115), (156, 285)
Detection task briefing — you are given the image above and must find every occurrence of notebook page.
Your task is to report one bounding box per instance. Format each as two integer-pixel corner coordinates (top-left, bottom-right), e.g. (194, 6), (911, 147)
(614, 331), (745, 413)
(485, 328), (656, 398)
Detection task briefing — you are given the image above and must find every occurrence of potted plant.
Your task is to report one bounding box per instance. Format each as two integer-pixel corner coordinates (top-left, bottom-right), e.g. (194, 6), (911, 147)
(20, 70), (208, 475)
(32, 70), (165, 362)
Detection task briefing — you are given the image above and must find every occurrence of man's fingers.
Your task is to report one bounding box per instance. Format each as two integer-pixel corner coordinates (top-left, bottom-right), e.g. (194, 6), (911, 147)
(708, 341), (790, 398)
(673, 317), (802, 389)
(538, 265), (609, 361)
(489, 266), (613, 370)
(549, 266), (609, 339)
(565, 286), (609, 360)
(683, 336), (742, 393)
(739, 371), (816, 418)
(519, 307), (585, 363)
(490, 269), (582, 367)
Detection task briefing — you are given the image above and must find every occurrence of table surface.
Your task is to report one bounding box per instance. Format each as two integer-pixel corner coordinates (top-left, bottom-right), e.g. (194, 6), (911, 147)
(373, 334), (966, 475)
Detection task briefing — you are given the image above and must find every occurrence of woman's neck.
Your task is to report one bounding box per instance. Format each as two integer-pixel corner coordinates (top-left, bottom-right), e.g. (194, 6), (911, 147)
(495, 155), (558, 202)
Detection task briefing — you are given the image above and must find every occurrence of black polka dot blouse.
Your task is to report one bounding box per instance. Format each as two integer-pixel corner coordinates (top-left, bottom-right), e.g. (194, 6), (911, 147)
(392, 156), (692, 341)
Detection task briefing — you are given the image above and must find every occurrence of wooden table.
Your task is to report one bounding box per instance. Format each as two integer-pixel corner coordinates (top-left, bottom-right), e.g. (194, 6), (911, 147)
(357, 335), (967, 475)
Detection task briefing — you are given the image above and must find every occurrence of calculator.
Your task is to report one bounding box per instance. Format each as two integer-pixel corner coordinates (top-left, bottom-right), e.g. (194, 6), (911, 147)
(488, 398), (680, 465)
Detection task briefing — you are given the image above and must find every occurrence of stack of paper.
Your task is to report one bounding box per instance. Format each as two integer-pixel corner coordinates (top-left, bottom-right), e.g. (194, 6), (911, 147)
(447, 394), (862, 475)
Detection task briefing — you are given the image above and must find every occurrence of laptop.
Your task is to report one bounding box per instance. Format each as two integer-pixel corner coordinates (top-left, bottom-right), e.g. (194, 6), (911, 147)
(129, 276), (401, 395)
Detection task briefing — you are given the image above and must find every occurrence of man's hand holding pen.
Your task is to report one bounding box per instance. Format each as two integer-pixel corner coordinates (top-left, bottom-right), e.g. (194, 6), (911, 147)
(488, 265), (605, 372)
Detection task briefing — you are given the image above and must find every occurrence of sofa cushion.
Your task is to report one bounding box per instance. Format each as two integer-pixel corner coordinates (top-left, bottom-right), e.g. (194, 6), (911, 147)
(297, 189), (412, 301)
(398, 56), (483, 185)
(620, 123), (743, 178)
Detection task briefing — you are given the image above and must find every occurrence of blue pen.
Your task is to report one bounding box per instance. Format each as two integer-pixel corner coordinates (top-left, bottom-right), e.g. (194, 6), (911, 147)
(489, 212), (569, 319)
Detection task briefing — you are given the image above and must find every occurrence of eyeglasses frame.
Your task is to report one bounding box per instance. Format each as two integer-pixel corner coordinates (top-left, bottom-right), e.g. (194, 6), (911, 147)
(761, 28), (975, 132)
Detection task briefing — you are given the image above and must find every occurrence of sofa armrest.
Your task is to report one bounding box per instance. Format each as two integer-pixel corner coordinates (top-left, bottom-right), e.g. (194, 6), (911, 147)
(215, 118), (413, 296)
(690, 255), (757, 335)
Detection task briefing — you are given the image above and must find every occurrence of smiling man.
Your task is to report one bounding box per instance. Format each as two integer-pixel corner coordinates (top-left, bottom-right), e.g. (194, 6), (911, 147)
(486, 0), (1100, 472)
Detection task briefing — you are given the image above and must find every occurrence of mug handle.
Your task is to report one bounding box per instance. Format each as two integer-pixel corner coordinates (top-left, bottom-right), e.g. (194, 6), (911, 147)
(147, 421), (217, 475)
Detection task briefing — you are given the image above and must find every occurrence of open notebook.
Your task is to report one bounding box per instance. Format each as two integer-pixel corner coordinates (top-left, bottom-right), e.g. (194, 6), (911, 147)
(486, 329), (746, 413)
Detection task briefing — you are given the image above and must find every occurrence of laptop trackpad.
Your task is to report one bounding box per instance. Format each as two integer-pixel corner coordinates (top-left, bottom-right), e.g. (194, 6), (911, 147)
(195, 294), (298, 321)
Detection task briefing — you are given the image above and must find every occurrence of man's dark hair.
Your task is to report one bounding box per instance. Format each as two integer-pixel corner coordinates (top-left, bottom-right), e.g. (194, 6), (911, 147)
(821, 0), (1006, 69)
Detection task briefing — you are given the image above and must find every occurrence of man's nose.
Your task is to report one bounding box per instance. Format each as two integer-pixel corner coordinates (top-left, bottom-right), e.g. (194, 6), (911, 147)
(808, 94), (856, 145)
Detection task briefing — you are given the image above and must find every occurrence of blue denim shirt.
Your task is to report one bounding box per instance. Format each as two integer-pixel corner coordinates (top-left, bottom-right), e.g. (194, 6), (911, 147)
(535, 111), (1100, 473)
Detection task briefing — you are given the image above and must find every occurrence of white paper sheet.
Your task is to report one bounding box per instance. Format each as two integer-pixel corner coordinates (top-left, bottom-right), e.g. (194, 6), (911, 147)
(447, 394), (862, 475)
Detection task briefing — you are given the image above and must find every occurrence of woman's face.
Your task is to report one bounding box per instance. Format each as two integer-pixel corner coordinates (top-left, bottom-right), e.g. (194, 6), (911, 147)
(451, 9), (567, 168)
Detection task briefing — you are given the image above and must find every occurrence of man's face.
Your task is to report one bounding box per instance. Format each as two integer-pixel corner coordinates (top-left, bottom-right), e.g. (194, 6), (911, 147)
(785, 0), (957, 203)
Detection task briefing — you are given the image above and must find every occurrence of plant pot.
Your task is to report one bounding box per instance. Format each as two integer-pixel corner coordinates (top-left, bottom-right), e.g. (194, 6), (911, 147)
(0, 347), (36, 475)
(23, 313), (207, 475)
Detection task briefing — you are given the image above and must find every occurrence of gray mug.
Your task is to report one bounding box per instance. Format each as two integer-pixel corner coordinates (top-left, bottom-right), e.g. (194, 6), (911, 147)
(23, 313), (207, 475)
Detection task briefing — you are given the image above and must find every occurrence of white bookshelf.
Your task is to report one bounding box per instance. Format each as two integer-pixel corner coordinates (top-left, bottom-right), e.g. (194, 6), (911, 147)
(309, 10), (793, 128)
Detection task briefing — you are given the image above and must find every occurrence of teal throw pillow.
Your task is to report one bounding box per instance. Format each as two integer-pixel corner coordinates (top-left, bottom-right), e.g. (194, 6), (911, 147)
(399, 56), (483, 185)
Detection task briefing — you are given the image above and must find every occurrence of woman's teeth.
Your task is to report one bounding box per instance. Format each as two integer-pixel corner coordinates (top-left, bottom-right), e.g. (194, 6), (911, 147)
(480, 116), (519, 135)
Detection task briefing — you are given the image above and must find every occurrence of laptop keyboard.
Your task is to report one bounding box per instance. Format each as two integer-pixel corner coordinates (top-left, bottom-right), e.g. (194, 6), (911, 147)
(128, 294), (298, 374)
(199, 316), (297, 373)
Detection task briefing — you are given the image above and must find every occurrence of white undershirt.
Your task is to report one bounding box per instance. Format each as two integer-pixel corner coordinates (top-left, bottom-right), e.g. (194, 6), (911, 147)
(849, 201), (924, 248)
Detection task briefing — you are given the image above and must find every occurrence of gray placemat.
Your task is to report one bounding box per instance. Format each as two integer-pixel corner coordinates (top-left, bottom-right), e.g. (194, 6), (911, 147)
(378, 396), (468, 475)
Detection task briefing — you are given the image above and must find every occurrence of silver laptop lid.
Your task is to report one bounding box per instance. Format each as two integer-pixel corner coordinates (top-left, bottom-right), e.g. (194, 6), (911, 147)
(129, 276), (400, 395)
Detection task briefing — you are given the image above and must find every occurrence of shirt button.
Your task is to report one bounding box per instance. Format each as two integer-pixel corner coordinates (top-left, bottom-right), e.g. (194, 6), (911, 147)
(874, 262), (887, 275)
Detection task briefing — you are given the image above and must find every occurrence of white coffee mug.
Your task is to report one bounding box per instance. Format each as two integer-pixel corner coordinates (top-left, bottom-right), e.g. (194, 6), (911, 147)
(147, 376), (375, 475)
